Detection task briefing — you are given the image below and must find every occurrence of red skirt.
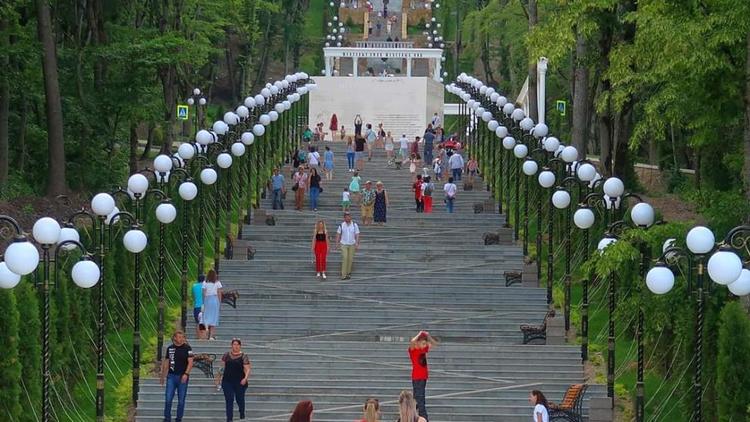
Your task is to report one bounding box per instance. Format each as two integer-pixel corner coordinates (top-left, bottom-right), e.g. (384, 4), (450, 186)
(314, 240), (328, 272)
(424, 196), (433, 213)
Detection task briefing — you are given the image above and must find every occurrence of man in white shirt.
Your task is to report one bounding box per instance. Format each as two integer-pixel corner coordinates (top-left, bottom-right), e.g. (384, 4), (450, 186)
(443, 177), (457, 213)
(448, 152), (464, 181)
(335, 212), (360, 280)
(399, 134), (409, 161)
(365, 123), (377, 161)
(431, 112), (441, 128)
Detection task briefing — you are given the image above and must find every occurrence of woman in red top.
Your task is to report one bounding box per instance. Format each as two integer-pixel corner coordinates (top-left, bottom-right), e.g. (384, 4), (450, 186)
(412, 175), (424, 213)
(330, 113), (339, 141)
(311, 220), (329, 280)
(409, 331), (437, 421)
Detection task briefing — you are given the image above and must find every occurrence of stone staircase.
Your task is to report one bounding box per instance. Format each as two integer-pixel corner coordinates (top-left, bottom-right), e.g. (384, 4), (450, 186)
(136, 141), (606, 421)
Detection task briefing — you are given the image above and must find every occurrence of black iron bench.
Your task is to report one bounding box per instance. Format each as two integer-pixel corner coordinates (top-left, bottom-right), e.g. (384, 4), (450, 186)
(504, 271), (522, 287)
(549, 383), (588, 422)
(224, 235), (255, 260)
(221, 290), (240, 308)
(520, 309), (555, 344)
(192, 353), (216, 378)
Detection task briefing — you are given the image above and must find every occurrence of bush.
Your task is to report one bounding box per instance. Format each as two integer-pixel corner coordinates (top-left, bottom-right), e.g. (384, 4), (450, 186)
(0, 289), (22, 419)
(716, 301), (750, 421)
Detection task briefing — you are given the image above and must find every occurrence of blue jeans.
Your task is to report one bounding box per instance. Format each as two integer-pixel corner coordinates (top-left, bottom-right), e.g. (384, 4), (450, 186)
(272, 188), (284, 209)
(446, 196), (454, 213)
(222, 380), (248, 421)
(452, 168), (462, 181)
(164, 373), (189, 421)
(424, 144), (433, 164)
(310, 186), (320, 210)
(412, 379), (428, 421)
(346, 152), (355, 170)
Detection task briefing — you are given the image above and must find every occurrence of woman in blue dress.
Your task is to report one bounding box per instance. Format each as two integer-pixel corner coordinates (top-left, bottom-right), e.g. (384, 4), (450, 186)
(323, 146), (335, 181)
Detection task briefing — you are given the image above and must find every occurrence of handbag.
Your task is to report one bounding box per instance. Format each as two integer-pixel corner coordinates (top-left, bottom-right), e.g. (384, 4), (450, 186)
(292, 182), (299, 191)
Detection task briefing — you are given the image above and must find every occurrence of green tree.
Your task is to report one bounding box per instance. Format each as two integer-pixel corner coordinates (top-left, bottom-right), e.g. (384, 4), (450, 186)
(716, 301), (750, 421)
(0, 289), (22, 420)
(15, 282), (41, 419)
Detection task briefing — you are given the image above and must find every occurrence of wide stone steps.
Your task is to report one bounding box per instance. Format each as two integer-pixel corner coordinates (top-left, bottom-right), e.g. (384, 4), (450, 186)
(136, 140), (604, 421)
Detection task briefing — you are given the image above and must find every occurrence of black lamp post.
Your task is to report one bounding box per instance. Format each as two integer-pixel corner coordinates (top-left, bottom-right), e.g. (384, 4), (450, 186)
(110, 182), (152, 407)
(646, 224), (750, 422)
(1, 215), (102, 422)
(186, 88), (206, 138)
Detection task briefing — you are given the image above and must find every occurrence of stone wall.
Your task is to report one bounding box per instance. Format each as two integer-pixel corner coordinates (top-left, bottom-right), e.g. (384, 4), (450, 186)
(308, 76), (445, 141)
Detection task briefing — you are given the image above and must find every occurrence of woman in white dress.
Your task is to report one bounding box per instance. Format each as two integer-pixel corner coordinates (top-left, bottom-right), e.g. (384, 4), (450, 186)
(202, 269), (223, 340)
(384, 131), (394, 159)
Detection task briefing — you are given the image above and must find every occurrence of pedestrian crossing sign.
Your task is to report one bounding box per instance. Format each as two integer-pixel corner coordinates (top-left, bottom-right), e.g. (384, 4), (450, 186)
(556, 100), (566, 116)
(177, 105), (189, 120)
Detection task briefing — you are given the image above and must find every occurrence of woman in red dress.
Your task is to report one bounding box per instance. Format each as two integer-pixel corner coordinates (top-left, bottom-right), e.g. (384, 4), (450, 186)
(329, 113), (339, 141)
(311, 220), (329, 280)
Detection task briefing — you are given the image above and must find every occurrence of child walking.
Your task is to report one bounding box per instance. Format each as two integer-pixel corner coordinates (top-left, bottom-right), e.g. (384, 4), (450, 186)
(349, 171), (362, 205)
(342, 187), (351, 212)
(409, 331), (438, 421)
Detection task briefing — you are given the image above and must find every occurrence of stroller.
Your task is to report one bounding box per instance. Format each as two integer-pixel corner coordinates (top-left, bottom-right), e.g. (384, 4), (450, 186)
(387, 148), (403, 169)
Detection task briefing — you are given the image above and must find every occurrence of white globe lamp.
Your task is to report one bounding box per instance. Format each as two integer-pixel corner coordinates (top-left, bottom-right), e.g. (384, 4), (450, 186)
(646, 265), (675, 294)
(686, 226), (715, 254)
(32, 217), (62, 244)
(574, 208), (596, 229)
(707, 249), (743, 285)
(0, 262), (21, 289)
(155, 202), (177, 224)
(71, 259), (100, 288)
(4, 239), (40, 275)
(200, 168), (218, 185)
(123, 229), (148, 253)
(178, 181), (198, 201)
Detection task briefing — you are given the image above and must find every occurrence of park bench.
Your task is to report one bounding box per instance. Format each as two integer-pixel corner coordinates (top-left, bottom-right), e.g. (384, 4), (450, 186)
(504, 271), (522, 287)
(224, 235), (256, 260)
(222, 290), (240, 308)
(520, 309), (555, 344)
(192, 353), (216, 378)
(549, 383), (588, 422)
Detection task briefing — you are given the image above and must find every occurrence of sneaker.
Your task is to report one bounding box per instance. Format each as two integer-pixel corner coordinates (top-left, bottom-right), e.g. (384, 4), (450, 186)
(316, 272), (321, 278)
(209, 337), (216, 341)
(322, 273), (327, 280)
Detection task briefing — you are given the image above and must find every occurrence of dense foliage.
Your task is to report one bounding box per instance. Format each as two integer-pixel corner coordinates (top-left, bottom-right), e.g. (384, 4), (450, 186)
(440, 0), (750, 214)
(0, 0), (319, 198)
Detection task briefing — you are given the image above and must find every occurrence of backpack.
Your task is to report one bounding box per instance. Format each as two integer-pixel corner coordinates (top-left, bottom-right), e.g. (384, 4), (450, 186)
(424, 183), (433, 196)
(298, 150), (307, 162)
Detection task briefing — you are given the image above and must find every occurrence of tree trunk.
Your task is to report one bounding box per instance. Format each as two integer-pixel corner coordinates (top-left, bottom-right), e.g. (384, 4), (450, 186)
(129, 122), (139, 175)
(37, 0), (67, 196)
(18, 99), (28, 174)
(612, 107), (632, 179)
(0, 19), (8, 189)
(481, 35), (496, 86)
(598, 112), (612, 176)
(159, 65), (177, 153)
(648, 136), (659, 165)
(86, 0), (108, 89)
(744, 32), (750, 207)
(140, 122), (153, 160)
(253, 14), (273, 90)
(571, 32), (589, 156)
(526, 0), (538, 121)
